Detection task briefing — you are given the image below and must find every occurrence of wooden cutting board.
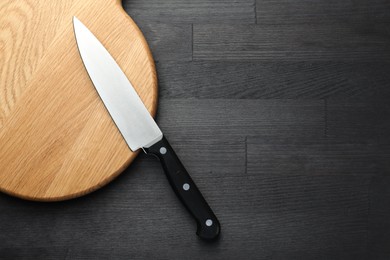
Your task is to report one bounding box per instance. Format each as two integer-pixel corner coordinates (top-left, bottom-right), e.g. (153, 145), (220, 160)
(0, 0), (158, 201)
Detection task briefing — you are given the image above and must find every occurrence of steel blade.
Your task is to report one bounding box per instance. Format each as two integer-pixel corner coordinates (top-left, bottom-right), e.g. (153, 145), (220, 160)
(73, 17), (162, 151)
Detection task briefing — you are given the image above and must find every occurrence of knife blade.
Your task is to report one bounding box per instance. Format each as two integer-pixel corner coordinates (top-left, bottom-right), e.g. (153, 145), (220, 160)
(73, 17), (220, 240)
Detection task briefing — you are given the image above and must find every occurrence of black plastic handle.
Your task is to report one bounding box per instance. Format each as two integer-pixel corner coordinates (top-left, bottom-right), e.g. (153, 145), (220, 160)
(144, 136), (221, 240)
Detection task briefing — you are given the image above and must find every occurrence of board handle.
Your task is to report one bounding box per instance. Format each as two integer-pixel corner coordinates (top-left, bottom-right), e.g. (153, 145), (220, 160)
(144, 136), (221, 240)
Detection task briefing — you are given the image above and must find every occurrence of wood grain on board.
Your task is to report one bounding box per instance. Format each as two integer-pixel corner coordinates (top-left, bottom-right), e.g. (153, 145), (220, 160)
(0, 0), (157, 200)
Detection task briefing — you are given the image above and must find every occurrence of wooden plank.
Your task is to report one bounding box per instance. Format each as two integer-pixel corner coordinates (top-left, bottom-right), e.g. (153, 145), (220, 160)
(193, 24), (390, 61)
(154, 99), (325, 139)
(123, 0), (256, 24)
(368, 174), (390, 259)
(247, 137), (379, 177)
(0, 248), (68, 260)
(246, 137), (373, 258)
(326, 100), (390, 143)
(157, 61), (390, 99)
(139, 23), (192, 62)
(256, 0), (390, 24)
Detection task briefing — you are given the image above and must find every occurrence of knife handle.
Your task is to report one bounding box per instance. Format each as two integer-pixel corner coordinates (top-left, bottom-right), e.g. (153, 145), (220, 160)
(144, 136), (221, 240)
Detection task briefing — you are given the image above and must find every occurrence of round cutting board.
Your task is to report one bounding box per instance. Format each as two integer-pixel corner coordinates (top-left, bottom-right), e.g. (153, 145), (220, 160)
(0, 0), (158, 201)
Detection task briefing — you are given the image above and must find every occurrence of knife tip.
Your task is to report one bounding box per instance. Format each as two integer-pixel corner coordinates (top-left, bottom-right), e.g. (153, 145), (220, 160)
(72, 16), (81, 25)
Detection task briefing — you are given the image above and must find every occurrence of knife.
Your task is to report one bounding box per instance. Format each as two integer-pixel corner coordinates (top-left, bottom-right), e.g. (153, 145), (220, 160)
(73, 17), (220, 240)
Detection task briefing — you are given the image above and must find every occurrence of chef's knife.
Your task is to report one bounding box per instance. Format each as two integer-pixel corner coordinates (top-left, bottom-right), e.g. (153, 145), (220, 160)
(73, 17), (220, 240)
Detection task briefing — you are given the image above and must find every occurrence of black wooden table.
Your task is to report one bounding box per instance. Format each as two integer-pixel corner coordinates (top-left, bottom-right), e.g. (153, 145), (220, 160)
(1, 0), (390, 259)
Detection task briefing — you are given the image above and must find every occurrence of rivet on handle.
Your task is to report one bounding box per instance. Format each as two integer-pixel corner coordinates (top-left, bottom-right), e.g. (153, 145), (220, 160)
(159, 147), (167, 154)
(183, 183), (190, 191)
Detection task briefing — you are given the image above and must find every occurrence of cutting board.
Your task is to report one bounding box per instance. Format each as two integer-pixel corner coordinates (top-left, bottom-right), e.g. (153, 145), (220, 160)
(0, 0), (158, 201)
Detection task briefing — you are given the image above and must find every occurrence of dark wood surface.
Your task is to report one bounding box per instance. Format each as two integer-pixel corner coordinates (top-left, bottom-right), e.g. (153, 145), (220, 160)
(1, 0), (390, 259)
